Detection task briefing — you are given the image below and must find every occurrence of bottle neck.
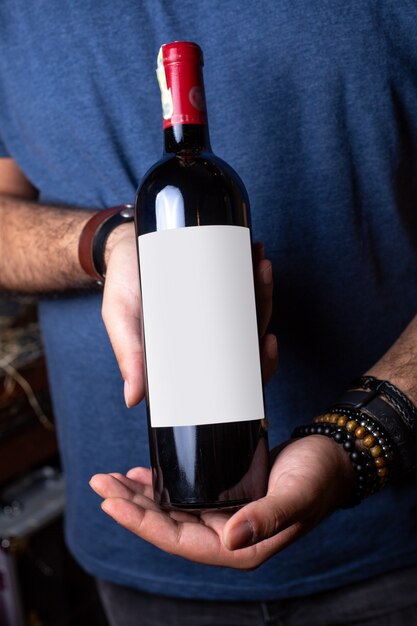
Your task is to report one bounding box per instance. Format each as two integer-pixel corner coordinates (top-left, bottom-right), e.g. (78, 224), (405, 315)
(158, 42), (211, 155)
(163, 123), (211, 154)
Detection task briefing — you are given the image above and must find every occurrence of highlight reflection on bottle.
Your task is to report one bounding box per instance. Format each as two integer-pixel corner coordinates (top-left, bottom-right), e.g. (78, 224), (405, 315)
(135, 41), (269, 510)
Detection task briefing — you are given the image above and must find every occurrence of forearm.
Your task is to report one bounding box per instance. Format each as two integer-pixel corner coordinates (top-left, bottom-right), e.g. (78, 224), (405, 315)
(366, 314), (417, 405)
(0, 194), (95, 292)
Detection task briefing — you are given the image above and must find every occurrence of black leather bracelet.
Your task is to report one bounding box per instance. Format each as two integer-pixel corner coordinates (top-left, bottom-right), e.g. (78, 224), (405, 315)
(79, 204), (135, 283)
(353, 376), (417, 439)
(333, 389), (417, 472)
(92, 205), (135, 282)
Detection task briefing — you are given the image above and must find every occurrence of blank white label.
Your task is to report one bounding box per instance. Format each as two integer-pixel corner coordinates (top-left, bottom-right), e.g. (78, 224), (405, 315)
(138, 225), (265, 428)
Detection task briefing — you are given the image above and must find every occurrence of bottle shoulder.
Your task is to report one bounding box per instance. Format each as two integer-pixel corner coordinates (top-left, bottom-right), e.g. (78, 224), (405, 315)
(135, 152), (251, 233)
(137, 153), (248, 199)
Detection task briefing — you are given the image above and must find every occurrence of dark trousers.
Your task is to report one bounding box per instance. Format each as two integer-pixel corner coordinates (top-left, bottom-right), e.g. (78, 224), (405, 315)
(97, 563), (417, 626)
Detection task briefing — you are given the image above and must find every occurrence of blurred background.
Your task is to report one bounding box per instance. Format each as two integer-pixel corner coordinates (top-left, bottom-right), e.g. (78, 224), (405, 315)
(0, 297), (108, 626)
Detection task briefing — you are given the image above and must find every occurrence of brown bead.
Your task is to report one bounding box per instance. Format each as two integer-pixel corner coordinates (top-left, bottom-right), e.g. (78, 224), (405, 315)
(363, 435), (376, 447)
(330, 414), (339, 423)
(337, 416), (348, 426)
(346, 420), (358, 432)
(377, 467), (388, 478)
(375, 457), (386, 468)
(354, 426), (366, 439)
(370, 445), (382, 458)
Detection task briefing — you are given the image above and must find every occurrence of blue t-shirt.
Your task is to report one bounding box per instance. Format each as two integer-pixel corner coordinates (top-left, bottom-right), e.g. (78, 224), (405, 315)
(1, 0), (417, 600)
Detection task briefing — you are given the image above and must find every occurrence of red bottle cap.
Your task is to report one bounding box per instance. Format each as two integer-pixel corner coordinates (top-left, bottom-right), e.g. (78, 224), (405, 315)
(157, 41), (207, 129)
(161, 41), (204, 65)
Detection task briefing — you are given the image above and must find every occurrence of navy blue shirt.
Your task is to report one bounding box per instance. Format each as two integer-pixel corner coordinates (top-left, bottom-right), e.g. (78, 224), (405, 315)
(1, 0), (417, 600)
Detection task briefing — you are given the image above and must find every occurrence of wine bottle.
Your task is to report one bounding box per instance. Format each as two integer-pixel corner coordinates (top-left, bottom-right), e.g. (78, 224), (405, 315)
(135, 41), (269, 510)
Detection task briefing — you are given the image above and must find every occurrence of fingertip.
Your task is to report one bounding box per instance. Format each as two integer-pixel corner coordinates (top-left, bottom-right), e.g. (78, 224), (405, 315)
(261, 334), (278, 384)
(101, 497), (121, 517)
(124, 378), (144, 408)
(101, 499), (111, 513)
(89, 473), (106, 491)
(265, 334), (278, 360)
(124, 380), (132, 407)
(100, 498), (117, 522)
(260, 260), (273, 285)
(126, 467), (153, 485)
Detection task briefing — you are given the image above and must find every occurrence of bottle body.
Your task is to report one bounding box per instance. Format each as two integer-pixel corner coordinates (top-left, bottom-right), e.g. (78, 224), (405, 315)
(134, 43), (269, 510)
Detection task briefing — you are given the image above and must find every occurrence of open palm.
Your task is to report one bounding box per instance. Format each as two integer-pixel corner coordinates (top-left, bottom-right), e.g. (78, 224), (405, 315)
(90, 434), (353, 570)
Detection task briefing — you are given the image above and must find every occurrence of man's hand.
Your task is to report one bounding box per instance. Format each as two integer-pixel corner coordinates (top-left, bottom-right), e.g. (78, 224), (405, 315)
(102, 231), (277, 407)
(90, 434), (354, 569)
(0, 156), (277, 406)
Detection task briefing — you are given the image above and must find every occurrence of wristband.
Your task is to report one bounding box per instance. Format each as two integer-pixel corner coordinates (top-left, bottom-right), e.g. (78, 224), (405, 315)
(353, 375), (417, 438)
(335, 388), (417, 472)
(78, 204), (134, 284)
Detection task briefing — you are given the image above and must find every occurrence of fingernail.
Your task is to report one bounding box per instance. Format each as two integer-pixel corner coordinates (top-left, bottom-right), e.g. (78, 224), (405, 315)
(267, 335), (278, 359)
(262, 263), (272, 285)
(124, 380), (132, 408)
(227, 521), (254, 550)
(101, 500), (112, 515)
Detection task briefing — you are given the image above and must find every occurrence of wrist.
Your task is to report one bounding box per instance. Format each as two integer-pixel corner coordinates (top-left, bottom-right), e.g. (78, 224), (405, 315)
(78, 204), (134, 283)
(104, 221), (135, 270)
(313, 434), (356, 508)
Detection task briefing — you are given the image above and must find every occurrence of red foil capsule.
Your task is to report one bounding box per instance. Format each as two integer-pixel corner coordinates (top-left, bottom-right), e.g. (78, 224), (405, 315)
(157, 41), (208, 129)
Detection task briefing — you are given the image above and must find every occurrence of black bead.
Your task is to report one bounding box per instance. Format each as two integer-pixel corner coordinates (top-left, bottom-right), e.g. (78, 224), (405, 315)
(316, 426), (323, 434)
(324, 427), (332, 436)
(343, 440), (354, 452)
(333, 431), (344, 443)
(350, 451), (360, 462)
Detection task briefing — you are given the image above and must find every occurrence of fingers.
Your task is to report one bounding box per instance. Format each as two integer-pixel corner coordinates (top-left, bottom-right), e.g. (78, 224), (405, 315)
(102, 237), (144, 407)
(100, 497), (224, 563)
(260, 333), (278, 383)
(126, 467), (153, 486)
(255, 259), (273, 337)
(253, 241), (273, 337)
(91, 472), (308, 569)
(252, 242), (265, 267)
(253, 242), (277, 383)
(90, 473), (153, 500)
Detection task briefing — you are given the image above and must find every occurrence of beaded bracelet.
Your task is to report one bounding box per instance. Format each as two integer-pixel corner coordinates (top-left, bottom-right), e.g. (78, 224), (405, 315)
(292, 407), (397, 506)
(312, 410), (396, 486)
(292, 420), (379, 506)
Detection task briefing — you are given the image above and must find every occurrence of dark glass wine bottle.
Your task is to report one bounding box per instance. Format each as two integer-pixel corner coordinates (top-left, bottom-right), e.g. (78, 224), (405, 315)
(135, 41), (269, 510)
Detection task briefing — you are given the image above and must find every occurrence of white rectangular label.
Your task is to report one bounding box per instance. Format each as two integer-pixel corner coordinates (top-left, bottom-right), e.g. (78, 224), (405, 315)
(138, 225), (265, 428)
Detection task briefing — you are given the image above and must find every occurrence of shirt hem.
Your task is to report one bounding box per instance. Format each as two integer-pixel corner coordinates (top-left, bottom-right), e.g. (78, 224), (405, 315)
(67, 537), (417, 601)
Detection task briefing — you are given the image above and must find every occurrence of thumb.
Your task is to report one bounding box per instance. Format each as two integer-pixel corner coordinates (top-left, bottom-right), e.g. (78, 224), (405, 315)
(223, 484), (315, 551)
(101, 243), (144, 407)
